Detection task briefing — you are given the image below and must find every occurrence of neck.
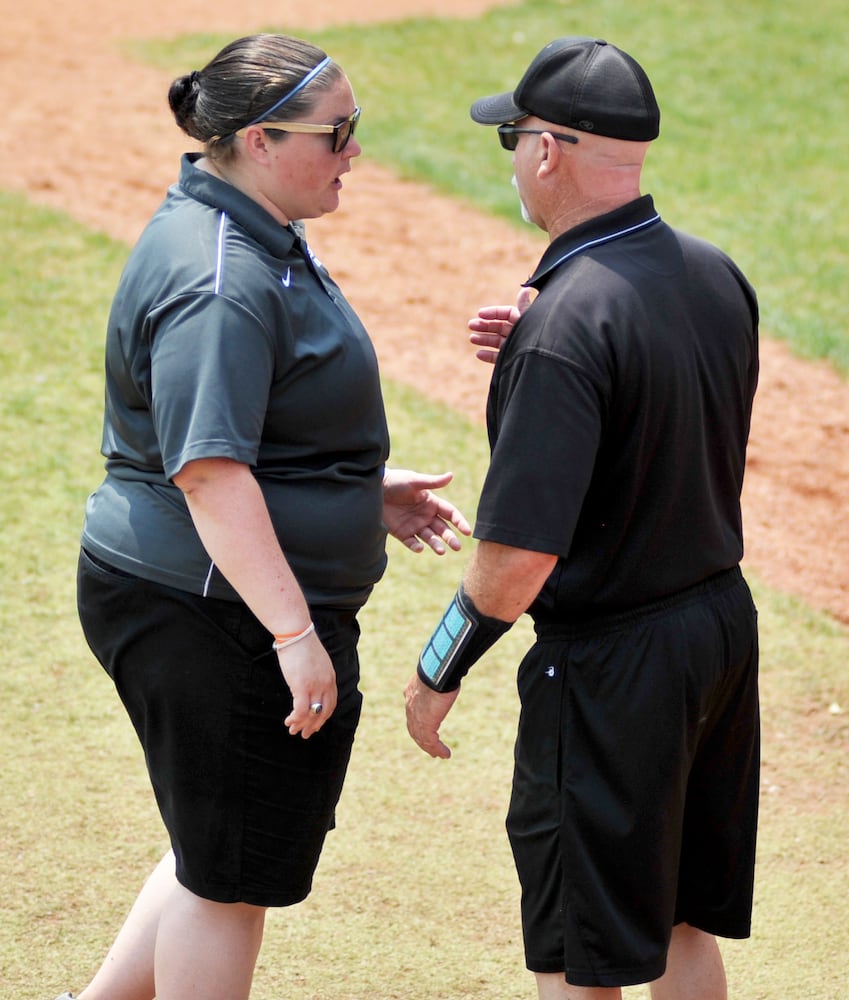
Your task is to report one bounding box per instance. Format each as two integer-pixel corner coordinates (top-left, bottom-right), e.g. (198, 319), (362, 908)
(198, 155), (237, 186)
(547, 189), (641, 242)
(196, 156), (291, 226)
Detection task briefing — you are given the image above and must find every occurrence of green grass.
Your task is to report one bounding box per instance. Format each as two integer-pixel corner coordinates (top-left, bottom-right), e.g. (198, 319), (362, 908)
(129, 0), (849, 373)
(1, 181), (848, 998)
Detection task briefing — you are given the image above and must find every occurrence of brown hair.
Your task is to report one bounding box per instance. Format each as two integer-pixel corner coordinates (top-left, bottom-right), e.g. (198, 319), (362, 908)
(168, 34), (343, 161)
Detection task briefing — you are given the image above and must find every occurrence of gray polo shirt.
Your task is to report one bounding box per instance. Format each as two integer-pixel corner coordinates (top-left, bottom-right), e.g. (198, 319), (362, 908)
(82, 154), (390, 608)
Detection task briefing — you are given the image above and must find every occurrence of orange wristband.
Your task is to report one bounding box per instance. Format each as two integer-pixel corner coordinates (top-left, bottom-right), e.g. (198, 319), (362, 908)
(272, 622), (316, 652)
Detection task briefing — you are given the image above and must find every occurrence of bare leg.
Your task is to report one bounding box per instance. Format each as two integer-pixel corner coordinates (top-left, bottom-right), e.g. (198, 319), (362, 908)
(154, 883), (266, 1000)
(79, 849), (177, 1000)
(535, 972), (622, 1000)
(650, 924), (727, 1000)
(76, 849), (267, 1000)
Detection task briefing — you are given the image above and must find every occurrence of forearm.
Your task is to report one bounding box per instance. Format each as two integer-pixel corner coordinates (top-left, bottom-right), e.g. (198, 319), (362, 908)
(462, 540), (558, 621)
(173, 458), (311, 636)
(416, 540), (557, 693)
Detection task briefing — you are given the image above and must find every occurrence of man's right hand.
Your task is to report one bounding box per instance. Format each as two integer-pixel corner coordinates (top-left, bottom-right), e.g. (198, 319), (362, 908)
(404, 674), (461, 759)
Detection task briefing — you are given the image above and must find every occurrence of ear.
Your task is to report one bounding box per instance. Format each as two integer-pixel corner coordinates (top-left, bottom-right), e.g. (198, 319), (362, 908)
(241, 125), (273, 163)
(537, 132), (563, 179)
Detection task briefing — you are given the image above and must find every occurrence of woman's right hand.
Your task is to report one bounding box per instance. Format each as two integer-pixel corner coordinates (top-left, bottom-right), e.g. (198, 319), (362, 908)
(468, 286), (533, 364)
(278, 631), (338, 738)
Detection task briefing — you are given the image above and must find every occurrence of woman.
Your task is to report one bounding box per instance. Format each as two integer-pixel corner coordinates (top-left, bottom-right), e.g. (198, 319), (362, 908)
(60, 33), (470, 1000)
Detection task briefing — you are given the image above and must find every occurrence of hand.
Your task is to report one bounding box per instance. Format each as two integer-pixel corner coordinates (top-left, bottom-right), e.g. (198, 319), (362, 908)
(382, 469), (472, 555)
(468, 286), (533, 364)
(404, 673), (460, 759)
(278, 631), (338, 738)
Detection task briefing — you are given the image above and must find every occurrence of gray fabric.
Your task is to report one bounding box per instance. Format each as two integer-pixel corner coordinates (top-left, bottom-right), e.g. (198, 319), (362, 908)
(83, 155), (390, 607)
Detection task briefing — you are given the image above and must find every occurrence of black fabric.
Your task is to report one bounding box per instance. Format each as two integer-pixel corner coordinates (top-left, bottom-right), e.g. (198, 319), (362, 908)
(506, 568), (759, 986)
(417, 583), (512, 691)
(474, 196), (759, 621)
(470, 37), (660, 140)
(77, 548), (362, 907)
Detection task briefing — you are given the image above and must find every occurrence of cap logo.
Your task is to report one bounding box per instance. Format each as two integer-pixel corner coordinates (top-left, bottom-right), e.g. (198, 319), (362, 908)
(578, 120), (595, 131)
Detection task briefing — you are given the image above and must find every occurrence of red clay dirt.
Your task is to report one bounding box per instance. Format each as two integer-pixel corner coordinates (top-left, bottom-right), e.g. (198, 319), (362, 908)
(3, 0), (848, 626)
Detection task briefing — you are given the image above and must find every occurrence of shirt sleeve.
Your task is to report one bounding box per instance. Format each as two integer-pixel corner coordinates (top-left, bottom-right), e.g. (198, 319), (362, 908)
(474, 347), (605, 556)
(149, 293), (276, 479)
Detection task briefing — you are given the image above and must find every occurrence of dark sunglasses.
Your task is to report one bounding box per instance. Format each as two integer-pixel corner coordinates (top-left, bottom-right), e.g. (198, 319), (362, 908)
(497, 124), (579, 151)
(238, 107), (361, 153)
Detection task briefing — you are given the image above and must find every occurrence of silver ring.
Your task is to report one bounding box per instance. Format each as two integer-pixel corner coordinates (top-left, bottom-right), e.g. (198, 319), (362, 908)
(309, 702), (323, 716)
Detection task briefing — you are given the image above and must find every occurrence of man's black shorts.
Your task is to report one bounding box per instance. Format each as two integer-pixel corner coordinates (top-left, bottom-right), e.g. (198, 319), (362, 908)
(506, 567), (759, 988)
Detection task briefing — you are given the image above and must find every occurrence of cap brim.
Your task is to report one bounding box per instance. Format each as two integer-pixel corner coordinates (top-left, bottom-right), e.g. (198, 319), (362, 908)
(470, 91), (524, 125)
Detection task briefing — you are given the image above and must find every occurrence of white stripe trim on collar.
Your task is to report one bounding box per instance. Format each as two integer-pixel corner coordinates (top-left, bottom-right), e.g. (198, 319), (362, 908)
(540, 213), (661, 276)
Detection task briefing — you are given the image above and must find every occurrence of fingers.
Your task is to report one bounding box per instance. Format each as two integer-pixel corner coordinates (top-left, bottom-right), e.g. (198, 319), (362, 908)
(516, 285), (533, 313)
(284, 683), (337, 738)
(471, 303), (519, 326)
(469, 289), (534, 339)
(397, 470), (453, 491)
(469, 331), (508, 349)
(414, 732), (452, 760)
(404, 675), (459, 759)
(436, 498), (472, 537)
(278, 637), (338, 739)
(406, 515), (469, 555)
(473, 347), (501, 365)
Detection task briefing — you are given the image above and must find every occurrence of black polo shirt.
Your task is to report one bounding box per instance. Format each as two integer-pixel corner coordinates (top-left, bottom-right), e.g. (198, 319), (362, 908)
(474, 195), (759, 622)
(83, 154), (390, 608)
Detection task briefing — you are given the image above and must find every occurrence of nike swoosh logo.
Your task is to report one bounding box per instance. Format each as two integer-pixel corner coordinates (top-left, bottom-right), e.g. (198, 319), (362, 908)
(280, 267), (292, 288)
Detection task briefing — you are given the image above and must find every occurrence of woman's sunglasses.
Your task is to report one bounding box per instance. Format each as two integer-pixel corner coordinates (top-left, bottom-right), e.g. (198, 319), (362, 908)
(238, 107), (361, 153)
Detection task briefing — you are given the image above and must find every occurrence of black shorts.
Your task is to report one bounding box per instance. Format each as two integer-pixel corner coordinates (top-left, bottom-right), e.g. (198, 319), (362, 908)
(506, 567), (759, 988)
(77, 548), (363, 907)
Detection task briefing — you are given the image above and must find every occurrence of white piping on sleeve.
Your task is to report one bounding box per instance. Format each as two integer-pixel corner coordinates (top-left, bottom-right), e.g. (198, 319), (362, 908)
(214, 213), (228, 294)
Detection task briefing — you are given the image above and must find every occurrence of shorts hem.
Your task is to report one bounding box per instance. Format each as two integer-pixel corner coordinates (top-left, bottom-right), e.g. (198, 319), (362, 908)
(678, 914), (752, 941)
(525, 958), (667, 989)
(176, 872), (312, 908)
(565, 959), (667, 989)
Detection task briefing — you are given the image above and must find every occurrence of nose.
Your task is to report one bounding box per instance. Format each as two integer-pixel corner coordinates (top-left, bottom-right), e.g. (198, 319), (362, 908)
(343, 135), (362, 159)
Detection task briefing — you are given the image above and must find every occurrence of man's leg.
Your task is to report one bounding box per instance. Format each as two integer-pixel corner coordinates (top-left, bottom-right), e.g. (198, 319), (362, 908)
(650, 924), (727, 1000)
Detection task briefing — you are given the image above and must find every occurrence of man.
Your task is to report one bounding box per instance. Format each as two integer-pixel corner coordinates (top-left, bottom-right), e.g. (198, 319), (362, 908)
(405, 37), (760, 1000)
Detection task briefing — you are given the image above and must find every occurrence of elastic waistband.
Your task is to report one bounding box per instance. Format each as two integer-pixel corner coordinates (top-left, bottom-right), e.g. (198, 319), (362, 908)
(535, 566), (744, 641)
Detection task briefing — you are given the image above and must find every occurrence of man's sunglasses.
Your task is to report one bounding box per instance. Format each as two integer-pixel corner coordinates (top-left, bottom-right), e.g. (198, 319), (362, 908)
(237, 107), (361, 153)
(497, 124), (579, 151)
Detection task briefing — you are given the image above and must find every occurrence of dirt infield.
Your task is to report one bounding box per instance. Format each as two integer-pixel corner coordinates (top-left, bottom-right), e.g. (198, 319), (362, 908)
(4, 0), (848, 624)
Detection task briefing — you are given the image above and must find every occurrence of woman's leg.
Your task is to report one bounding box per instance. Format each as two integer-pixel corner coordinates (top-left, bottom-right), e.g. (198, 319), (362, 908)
(154, 883), (266, 1000)
(77, 849), (267, 1000)
(78, 850), (175, 1000)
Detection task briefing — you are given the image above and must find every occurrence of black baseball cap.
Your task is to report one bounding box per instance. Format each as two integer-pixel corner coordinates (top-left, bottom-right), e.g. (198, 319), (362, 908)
(470, 37), (660, 141)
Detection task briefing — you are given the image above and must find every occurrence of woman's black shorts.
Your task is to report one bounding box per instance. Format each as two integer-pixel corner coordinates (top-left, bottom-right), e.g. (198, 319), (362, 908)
(77, 547), (363, 907)
(506, 567), (760, 988)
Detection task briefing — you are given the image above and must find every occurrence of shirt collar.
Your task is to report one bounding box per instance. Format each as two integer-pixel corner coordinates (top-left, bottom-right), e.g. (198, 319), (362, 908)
(178, 153), (301, 258)
(525, 195), (661, 290)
